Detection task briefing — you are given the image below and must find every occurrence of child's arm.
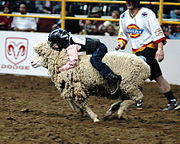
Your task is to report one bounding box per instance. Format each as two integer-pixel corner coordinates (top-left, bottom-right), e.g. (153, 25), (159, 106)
(59, 44), (81, 71)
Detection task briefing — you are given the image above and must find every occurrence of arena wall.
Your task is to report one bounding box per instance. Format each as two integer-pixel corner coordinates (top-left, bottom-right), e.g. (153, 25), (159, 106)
(0, 31), (179, 85)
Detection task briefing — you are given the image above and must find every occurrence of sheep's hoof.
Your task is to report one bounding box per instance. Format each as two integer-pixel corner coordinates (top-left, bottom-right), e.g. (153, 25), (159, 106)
(94, 118), (100, 122)
(104, 111), (113, 117)
(117, 115), (122, 119)
(117, 109), (123, 119)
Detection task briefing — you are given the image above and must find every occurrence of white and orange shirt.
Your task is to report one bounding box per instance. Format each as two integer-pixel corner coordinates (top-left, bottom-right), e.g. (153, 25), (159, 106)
(117, 7), (166, 53)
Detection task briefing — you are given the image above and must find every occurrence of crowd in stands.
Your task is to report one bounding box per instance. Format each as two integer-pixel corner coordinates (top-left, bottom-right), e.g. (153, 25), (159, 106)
(0, 0), (179, 39)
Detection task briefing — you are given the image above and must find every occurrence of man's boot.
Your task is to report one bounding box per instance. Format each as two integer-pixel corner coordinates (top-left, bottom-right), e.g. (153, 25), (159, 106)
(106, 73), (122, 95)
(163, 99), (180, 111)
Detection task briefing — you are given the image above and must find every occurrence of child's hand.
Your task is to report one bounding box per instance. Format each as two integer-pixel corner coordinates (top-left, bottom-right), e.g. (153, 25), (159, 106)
(115, 41), (124, 50)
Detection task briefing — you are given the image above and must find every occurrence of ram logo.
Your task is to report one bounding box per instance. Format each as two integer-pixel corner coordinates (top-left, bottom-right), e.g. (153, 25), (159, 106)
(5, 37), (28, 65)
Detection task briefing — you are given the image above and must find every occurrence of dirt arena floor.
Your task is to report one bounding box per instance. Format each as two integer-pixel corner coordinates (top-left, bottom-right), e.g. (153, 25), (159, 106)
(0, 74), (179, 144)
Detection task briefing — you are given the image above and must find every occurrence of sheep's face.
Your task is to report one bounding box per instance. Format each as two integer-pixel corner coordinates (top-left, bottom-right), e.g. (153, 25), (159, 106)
(31, 54), (48, 68)
(31, 41), (52, 68)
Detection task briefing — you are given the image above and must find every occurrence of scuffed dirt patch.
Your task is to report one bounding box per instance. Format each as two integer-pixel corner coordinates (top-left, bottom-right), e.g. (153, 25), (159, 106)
(0, 74), (179, 144)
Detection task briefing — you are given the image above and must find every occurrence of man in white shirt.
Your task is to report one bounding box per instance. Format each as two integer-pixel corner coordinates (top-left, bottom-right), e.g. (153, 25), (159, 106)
(115, 0), (180, 111)
(11, 3), (37, 32)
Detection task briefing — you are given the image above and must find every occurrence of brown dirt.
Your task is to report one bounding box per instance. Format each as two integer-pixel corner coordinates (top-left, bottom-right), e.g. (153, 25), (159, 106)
(0, 74), (179, 144)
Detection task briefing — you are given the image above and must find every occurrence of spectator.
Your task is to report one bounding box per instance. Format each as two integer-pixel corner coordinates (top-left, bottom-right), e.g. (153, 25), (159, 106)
(35, 0), (51, 13)
(36, 5), (55, 32)
(104, 24), (118, 36)
(80, 6), (104, 35)
(163, 24), (180, 39)
(41, 6), (52, 14)
(100, 10), (120, 35)
(51, 8), (81, 34)
(0, 5), (12, 30)
(169, 0), (180, 19)
(79, 15), (96, 35)
(52, 2), (61, 14)
(11, 3), (37, 32)
(170, 10), (180, 19)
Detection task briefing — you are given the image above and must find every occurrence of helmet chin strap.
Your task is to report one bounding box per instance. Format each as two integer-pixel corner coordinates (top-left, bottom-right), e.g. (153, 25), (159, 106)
(67, 32), (71, 46)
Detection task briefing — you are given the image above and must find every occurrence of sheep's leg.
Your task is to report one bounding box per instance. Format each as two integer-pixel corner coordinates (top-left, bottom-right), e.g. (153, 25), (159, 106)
(117, 89), (143, 118)
(64, 99), (85, 117)
(117, 100), (136, 119)
(131, 88), (144, 102)
(70, 101), (85, 116)
(105, 100), (122, 117)
(84, 105), (100, 122)
(66, 100), (76, 111)
(65, 99), (80, 112)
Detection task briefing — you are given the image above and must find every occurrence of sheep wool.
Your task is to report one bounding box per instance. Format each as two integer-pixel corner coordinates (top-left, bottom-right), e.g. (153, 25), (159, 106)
(32, 41), (151, 122)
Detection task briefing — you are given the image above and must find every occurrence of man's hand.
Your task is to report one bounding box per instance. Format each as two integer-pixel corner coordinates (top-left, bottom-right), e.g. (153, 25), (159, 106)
(115, 41), (124, 50)
(156, 42), (164, 62)
(156, 48), (164, 62)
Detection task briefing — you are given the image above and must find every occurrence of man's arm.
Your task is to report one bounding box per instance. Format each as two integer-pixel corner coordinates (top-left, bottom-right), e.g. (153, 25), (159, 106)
(155, 42), (164, 62)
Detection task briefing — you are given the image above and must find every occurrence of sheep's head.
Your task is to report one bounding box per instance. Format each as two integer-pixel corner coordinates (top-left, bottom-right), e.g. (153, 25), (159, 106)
(31, 40), (70, 80)
(31, 54), (47, 68)
(31, 41), (51, 68)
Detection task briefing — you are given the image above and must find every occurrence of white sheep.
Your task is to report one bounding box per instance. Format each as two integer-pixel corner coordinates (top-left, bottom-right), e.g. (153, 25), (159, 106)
(31, 41), (150, 122)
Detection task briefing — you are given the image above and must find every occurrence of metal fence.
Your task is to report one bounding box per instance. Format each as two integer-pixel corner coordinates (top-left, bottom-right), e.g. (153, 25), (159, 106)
(0, 0), (179, 29)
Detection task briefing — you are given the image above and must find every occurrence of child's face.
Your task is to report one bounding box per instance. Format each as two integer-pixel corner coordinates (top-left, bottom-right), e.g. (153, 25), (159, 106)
(51, 43), (59, 49)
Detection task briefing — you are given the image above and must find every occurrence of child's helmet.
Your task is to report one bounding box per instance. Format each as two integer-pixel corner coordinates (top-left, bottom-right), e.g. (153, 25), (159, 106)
(48, 28), (70, 49)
